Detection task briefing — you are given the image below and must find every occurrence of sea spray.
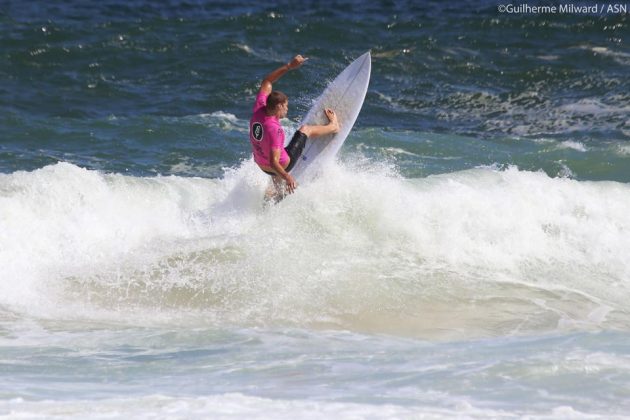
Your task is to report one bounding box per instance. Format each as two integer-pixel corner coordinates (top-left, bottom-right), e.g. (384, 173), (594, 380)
(2, 161), (629, 338)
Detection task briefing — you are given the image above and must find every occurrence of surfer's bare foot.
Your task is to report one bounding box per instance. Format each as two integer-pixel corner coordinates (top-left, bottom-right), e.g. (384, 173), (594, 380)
(298, 110), (340, 138)
(325, 108), (340, 133)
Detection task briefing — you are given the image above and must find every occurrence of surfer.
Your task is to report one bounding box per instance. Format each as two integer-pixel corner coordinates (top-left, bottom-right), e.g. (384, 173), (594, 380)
(250, 54), (339, 198)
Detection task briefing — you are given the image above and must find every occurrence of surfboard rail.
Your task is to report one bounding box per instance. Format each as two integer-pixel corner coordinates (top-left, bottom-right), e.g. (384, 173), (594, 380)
(289, 51), (372, 182)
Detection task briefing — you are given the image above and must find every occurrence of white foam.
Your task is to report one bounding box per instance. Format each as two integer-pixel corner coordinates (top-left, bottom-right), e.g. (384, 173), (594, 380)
(559, 98), (630, 116)
(234, 43), (253, 54)
(0, 392), (612, 419)
(446, 89), (629, 137)
(2, 162), (630, 338)
(207, 111), (239, 122)
(614, 143), (630, 156)
(557, 141), (587, 152)
(556, 161), (576, 178)
(0, 162), (219, 315)
(589, 46), (630, 65)
(176, 111), (248, 132)
(382, 147), (420, 157)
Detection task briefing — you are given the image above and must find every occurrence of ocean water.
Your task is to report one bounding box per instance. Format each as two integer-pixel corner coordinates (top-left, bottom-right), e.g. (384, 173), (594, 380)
(1, 1), (630, 418)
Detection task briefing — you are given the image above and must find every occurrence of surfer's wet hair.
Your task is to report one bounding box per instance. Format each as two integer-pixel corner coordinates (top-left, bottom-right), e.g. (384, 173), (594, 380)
(266, 91), (288, 112)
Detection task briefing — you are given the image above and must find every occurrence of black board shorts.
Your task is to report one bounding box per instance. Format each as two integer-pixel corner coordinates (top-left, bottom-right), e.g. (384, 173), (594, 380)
(262, 130), (308, 176)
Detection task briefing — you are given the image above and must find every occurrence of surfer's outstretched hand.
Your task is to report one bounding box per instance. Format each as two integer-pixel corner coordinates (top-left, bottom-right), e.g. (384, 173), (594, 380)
(288, 55), (308, 70)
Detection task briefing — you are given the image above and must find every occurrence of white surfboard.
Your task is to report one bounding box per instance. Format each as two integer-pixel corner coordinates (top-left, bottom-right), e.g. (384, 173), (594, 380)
(289, 51), (371, 182)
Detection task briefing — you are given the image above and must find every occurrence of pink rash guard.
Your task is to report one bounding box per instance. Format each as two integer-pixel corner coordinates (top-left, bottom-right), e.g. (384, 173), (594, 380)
(249, 92), (289, 167)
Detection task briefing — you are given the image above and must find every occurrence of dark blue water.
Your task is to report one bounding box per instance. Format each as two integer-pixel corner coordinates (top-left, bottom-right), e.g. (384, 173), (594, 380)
(1, 0), (628, 178)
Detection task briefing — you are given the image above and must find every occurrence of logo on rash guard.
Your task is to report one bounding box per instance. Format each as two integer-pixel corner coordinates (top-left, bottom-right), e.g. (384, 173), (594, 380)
(252, 123), (264, 141)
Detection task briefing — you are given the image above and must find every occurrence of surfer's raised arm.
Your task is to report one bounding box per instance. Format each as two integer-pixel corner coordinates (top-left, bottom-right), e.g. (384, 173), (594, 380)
(249, 53), (339, 202)
(259, 55), (308, 95)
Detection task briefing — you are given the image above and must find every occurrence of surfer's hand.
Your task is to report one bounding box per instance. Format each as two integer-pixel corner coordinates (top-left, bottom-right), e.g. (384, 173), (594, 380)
(284, 174), (298, 194)
(288, 55), (308, 70)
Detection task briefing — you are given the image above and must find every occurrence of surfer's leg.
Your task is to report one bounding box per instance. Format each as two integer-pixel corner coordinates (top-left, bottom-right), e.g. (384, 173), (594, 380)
(283, 108), (339, 172)
(272, 175), (287, 200)
(264, 174), (285, 203)
(298, 109), (339, 138)
(283, 131), (308, 172)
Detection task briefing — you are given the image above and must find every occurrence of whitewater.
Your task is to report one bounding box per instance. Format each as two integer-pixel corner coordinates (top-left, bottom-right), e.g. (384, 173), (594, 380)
(2, 160), (630, 418)
(2, 160), (629, 338)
